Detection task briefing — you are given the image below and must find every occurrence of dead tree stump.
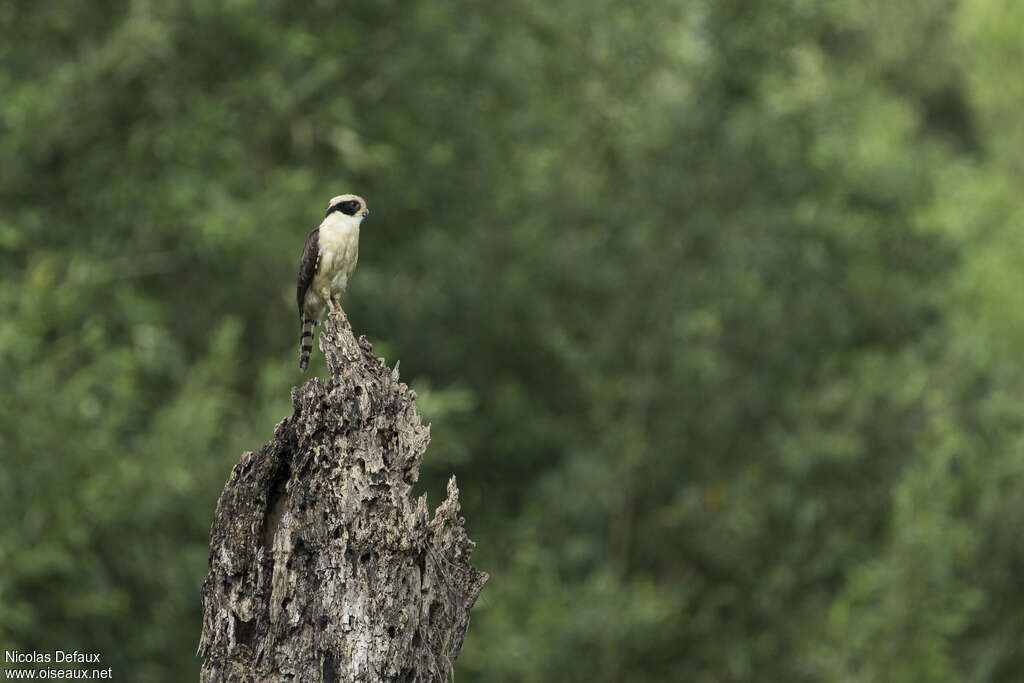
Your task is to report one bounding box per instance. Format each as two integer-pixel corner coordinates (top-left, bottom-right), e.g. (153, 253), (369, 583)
(198, 313), (487, 682)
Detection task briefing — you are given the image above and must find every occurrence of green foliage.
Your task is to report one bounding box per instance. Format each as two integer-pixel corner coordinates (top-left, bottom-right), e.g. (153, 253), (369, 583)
(3, 0), (1024, 680)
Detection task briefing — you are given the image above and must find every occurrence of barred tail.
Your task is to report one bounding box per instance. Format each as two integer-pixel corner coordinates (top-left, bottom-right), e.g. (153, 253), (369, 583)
(299, 317), (315, 371)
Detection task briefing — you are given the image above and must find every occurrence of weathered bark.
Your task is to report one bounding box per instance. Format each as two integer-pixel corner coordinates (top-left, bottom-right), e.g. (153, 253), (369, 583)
(199, 313), (487, 682)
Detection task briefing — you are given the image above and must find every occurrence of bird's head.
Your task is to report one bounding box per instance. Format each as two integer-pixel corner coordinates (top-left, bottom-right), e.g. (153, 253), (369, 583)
(325, 194), (369, 220)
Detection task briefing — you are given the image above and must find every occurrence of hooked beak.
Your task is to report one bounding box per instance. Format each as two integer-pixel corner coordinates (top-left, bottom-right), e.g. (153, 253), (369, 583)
(362, 208), (370, 218)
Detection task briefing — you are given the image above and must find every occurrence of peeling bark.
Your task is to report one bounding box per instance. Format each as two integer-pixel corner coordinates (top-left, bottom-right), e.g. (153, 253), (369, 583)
(199, 313), (487, 682)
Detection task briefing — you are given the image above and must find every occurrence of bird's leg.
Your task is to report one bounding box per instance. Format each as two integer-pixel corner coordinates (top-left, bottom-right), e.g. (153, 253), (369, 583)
(329, 293), (342, 315)
(319, 288), (337, 315)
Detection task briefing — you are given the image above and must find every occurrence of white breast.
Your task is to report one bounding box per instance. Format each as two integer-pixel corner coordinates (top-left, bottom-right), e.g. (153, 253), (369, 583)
(313, 213), (361, 297)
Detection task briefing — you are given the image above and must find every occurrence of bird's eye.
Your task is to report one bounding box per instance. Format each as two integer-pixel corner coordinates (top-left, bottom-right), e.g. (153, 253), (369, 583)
(327, 200), (362, 217)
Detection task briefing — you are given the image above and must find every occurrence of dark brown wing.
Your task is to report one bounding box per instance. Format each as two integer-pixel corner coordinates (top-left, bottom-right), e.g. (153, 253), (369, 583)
(296, 228), (320, 320)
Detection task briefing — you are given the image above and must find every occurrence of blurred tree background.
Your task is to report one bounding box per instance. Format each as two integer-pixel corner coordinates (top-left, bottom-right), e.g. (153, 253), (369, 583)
(3, 0), (1024, 680)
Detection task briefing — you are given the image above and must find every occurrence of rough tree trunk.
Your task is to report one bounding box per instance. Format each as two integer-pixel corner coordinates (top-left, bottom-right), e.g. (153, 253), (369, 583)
(198, 313), (487, 682)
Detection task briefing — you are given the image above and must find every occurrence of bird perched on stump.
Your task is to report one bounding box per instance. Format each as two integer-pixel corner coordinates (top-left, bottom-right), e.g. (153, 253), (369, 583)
(296, 194), (369, 371)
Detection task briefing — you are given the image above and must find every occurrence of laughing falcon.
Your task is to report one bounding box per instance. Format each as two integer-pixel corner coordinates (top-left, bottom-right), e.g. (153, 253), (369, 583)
(296, 194), (369, 371)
